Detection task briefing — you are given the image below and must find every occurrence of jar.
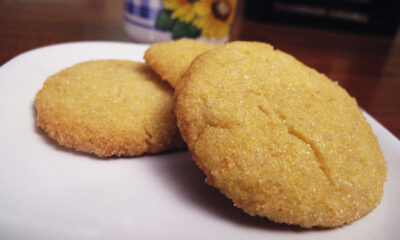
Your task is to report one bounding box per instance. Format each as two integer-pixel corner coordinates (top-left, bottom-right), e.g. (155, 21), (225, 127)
(124, 0), (238, 43)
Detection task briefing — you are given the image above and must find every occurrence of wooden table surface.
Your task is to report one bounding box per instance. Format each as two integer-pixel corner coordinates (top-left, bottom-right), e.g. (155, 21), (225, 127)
(1, 0), (399, 139)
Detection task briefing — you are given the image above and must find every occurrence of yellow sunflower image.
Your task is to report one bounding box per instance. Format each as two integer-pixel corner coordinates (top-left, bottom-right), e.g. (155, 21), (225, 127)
(193, 0), (237, 40)
(163, 0), (199, 22)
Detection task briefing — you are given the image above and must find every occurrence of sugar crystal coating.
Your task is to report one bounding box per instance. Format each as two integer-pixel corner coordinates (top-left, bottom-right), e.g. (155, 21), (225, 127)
(175, 41), (387, 228)
(35, 60), (184, 157)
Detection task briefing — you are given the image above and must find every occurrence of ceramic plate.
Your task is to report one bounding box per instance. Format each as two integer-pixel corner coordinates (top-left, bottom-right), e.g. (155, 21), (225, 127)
(0, 42), (399, 240)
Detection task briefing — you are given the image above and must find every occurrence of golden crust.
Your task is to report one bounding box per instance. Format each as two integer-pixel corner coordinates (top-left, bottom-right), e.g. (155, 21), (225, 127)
(144, 39), (215, 88)
(35, 60), (184, 157)
(175, 41), (387, 228)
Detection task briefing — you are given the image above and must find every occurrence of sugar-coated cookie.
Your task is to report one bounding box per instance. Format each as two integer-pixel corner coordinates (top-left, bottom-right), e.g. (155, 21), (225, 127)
(175, 41), (387, 228)
(35, 60), (184, 157)
(144, 39), (215, 88)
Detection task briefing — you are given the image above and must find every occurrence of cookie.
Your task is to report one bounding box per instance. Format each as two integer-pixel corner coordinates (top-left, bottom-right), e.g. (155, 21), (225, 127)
(144, 39), (215, 88)
(175, 41), (387, 228)
(35, 60), (184, 157)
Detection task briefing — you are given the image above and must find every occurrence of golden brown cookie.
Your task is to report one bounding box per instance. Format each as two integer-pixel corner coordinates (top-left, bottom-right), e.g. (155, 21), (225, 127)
(175, 41), (387, 228)
(144, 39), (215, 88)
(35, 60), (184, 157)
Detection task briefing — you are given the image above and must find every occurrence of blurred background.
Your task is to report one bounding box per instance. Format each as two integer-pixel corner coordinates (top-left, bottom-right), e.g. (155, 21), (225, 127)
(0, 0), (399, 138)
(244, 0), (399, 36)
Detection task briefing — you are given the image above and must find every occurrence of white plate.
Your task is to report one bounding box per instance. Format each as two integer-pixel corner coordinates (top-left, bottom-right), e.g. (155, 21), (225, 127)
(0, 42), (399, 240)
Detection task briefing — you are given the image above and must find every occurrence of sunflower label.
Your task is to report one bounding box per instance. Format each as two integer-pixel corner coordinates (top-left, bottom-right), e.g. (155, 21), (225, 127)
(124, 0), (237, 43)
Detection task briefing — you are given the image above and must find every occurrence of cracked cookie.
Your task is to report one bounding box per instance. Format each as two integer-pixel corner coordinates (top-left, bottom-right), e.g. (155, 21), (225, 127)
(35, 60), (184, 157)
(174, 41), (387, 228)
(144, 39), (215, 88)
